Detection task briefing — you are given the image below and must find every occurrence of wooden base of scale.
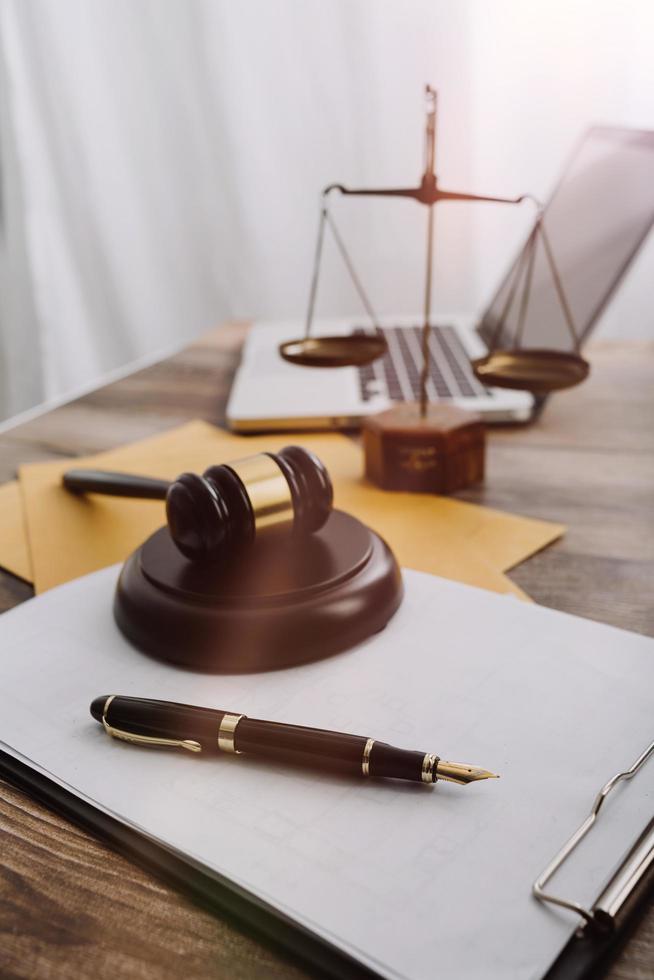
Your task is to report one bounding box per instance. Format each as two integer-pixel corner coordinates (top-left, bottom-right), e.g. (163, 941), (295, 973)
(363, 403), (485, 494)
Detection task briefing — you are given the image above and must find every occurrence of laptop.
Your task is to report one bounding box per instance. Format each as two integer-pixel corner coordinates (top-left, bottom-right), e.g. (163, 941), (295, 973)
(227, 127), (654, 431)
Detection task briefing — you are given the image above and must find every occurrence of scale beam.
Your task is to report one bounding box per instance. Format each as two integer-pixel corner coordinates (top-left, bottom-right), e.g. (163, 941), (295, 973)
(324, 182), (532, 209)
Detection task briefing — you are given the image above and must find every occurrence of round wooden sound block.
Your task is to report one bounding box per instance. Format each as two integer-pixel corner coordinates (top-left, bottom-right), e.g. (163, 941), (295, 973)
(114, 510), (403, 672)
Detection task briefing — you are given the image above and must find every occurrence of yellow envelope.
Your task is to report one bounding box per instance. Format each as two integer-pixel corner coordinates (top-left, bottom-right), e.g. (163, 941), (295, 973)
(19, 420), (562, 597)
(0, 480), (33, 582)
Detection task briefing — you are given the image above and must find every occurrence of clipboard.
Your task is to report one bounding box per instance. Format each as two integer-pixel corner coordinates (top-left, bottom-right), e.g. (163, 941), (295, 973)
(3, 740), (653, 980)
(535, 740), (654, 980)
(1, 563), (652, 980)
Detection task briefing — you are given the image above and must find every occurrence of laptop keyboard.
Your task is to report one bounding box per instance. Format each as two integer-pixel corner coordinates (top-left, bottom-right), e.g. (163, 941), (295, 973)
(354, 326), (489, 402)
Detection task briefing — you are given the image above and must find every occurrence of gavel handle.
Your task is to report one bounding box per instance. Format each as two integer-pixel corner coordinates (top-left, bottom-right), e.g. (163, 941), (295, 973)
(62, 469), (171, 500)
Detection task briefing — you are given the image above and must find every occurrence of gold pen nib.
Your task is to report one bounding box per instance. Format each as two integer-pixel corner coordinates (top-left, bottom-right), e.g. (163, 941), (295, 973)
(435, 760), (500, 785)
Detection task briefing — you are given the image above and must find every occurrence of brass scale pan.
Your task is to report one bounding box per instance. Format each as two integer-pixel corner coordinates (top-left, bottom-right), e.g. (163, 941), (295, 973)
(471, 214), (589, 395)
(279, 334), (387, 368)
(473, 349), (589, 396)
(279, 193), (389, 369)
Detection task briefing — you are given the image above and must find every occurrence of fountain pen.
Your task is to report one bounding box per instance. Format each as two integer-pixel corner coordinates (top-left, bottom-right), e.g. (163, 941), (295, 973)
(91, 695), (498, 786)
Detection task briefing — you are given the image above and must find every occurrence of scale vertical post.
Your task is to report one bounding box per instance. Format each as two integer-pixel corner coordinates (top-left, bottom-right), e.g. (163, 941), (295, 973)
(362, 85), (484, 494)
(420, 204), (435, 418)
(419, 86), (438, 418)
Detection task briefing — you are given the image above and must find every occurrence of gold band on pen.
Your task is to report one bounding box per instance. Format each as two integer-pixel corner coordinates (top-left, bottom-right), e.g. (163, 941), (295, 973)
(218, 712), (244, 753)
(421, 753), (439, 784)
(362, 738), (375, 776)
(226, 455), (294, 534)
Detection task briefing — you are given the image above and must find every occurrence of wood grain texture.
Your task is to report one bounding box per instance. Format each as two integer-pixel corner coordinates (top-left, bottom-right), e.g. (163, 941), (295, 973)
(0, 325), (653, 979)
(0, 781), (307, 980)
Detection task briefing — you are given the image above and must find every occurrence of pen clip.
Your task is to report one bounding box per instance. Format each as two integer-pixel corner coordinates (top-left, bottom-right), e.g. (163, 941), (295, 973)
(102, 696), (202, 753)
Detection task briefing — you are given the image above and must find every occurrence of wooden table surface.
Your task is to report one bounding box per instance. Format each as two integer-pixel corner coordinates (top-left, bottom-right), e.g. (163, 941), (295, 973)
(1, 325), (652, 980)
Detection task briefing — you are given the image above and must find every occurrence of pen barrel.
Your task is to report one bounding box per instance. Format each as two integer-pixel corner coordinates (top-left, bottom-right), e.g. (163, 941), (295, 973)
(236, 720), (431, 782)
(236, 719), (367, 776)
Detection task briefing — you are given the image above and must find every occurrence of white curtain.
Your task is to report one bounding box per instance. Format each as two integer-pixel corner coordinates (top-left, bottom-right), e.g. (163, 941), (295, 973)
(1, 0), (652, 421)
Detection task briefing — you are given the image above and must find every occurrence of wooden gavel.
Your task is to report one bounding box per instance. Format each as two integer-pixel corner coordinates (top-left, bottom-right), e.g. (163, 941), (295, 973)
(63, 446), (333, 563)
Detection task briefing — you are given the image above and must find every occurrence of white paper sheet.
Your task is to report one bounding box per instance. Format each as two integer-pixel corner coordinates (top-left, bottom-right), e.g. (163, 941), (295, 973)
(0, 567), (652, 980)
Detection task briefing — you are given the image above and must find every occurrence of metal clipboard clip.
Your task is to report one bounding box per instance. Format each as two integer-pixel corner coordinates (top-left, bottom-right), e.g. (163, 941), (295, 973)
(533, 740), (654, 935)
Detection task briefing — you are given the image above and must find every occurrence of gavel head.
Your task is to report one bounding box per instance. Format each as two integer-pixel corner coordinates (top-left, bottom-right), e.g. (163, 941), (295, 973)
(165, 446), (333, 562)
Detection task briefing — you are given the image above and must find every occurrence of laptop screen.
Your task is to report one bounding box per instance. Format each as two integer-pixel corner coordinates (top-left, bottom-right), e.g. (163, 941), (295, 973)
(478, 127), (654, 351)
